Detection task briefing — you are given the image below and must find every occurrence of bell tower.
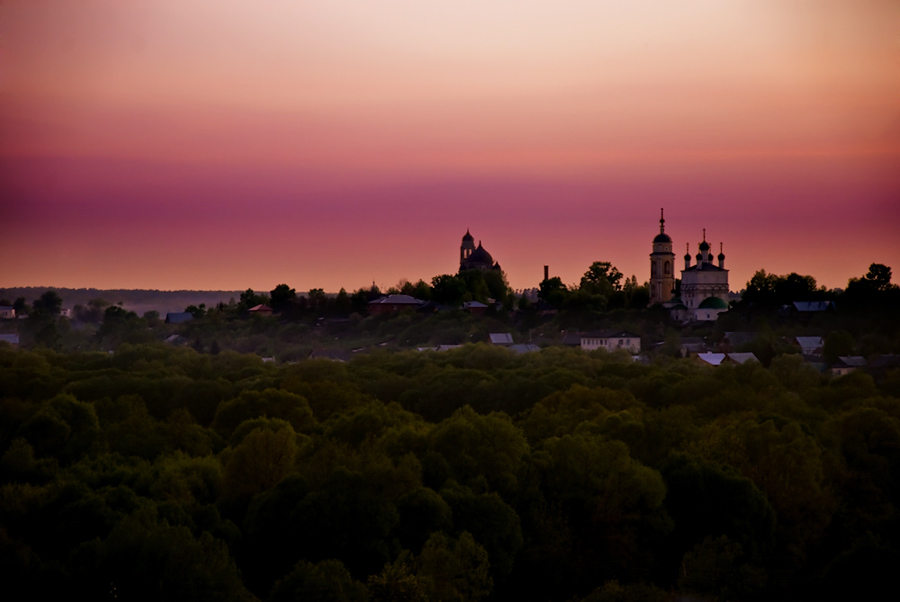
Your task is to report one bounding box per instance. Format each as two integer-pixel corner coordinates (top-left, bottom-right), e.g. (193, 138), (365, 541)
(649, 208), (676, 305)
(460, 229), (475, 266)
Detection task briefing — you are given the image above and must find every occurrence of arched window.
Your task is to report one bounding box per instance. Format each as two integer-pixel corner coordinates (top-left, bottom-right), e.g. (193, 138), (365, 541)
(664, 261), (671, 275)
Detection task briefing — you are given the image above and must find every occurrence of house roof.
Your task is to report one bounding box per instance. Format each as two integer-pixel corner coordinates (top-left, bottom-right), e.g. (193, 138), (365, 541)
(793, 301), (833, 312)
(697, 352), (727, 366)
(509, 344), (541, 354)
(368, 295), (422, 305)
(249, 304), (273, 312)
(0, 333), (19, 345)
(462, 301), (488, 309)
(726, 352), (759, 365)
(582, 330), (640, 339)
(834, 356), (867, 368)
(794, 336), (823, 350)
(489, 333), (514, 345)
(417, 344), (463, 352)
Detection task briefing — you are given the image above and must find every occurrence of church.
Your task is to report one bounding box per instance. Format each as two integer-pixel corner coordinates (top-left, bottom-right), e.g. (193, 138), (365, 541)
(649, 210), (730, 320)
(459, 229), (502, 273)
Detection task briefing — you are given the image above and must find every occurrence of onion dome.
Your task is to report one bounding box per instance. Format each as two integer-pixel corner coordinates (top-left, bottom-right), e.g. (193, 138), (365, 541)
(468, 243), (494, 265)
(717, 242), (725, 261)
(462, 229), (474, 242)
(698, 228), (710, 251)
(684, 243), (691, 261)
(654, 208), (672, 243)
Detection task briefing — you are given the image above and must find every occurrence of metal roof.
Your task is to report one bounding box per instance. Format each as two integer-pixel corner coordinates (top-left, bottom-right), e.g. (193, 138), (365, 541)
(368, 295), (423, 305)
(697, 352), (727, 366)
(489, 333), (514, 345)
(792, 301), (833, 312)
(726, 352), (759, 365)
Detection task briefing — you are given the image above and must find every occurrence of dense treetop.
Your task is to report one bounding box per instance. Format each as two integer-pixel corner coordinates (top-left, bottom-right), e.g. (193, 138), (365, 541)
(1, 337), (899, 600)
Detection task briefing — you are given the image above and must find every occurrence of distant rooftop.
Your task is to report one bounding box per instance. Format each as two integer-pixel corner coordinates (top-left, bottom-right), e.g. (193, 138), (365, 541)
(489, 333), (514, 345)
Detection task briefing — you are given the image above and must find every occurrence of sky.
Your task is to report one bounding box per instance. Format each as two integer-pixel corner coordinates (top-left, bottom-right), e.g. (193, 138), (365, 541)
(2, 0), (899, 294)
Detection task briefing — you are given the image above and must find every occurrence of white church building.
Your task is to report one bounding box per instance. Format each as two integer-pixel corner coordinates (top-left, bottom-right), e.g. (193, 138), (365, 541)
(649, 210), (731, 321)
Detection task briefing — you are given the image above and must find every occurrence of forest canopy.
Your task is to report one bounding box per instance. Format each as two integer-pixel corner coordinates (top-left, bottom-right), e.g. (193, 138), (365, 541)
(1, 340), (899, 601)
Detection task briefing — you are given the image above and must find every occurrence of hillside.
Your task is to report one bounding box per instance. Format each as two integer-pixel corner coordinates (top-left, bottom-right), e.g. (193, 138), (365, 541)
(0, 287), (243, 316)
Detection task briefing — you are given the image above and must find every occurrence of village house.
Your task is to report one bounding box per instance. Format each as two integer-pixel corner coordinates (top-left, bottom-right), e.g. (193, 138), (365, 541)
(367, 295), (424, 316)
(580, 330), (641, 354)
(248, 304), (274, 316)
(831, 356), (867, 377)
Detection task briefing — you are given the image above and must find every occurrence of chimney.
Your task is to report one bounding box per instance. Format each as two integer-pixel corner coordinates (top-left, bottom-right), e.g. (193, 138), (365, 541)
(544, 265), (549, 282)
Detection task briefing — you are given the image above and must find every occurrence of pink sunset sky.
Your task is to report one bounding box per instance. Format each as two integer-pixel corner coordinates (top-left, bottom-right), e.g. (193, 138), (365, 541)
(2, 0), (898, 293)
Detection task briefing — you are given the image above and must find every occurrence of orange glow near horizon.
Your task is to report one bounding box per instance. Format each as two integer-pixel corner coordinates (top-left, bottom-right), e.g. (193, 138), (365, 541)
(2, 1), (899, 294)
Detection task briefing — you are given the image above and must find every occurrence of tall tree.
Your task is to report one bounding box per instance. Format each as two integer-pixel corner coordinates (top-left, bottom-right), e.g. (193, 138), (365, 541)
(861, 263), (894, 292)
(538, 277), (567, 306)
(580, 261), (623, 295)
(32, 290), (63, 315)
(270, 283), (297, 313)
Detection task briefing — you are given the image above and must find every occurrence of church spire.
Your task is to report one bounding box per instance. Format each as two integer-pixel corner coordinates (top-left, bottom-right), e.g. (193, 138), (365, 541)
(659, 207), (665, 234)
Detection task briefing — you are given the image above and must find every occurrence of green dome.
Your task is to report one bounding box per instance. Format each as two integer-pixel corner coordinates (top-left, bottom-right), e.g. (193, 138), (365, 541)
(698, 296), (729, 309)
